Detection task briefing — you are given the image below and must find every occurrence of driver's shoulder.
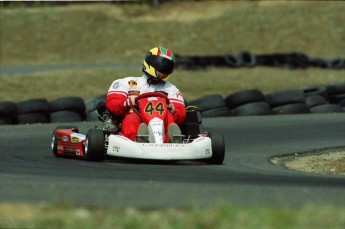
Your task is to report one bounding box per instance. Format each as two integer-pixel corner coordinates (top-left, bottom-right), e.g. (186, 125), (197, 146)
(115, 76), (141, 85)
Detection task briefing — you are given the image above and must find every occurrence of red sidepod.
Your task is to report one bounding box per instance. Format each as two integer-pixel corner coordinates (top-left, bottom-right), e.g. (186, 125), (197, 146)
(55, 128), (85, 158)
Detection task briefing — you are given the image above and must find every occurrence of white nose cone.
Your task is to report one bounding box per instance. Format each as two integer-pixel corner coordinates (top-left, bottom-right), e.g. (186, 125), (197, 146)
(148, 117), (164, 144)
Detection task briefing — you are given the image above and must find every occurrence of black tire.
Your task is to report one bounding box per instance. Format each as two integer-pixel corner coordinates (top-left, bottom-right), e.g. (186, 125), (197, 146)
(225, 89), (266, 109)
(85, 94), (107, 112)
(224, 54), (241, 67)
(206, 131), (225, 165)
(50, 111), (83, 123)
(272, 103), (310, 115)
(201, 107), (232, 118)
(328, 93), (345, 105)
(17, 113), (49, 124)
(238, 51), (256, 67)
(340, 98), (345, 107)
(0, 101), (18, 116)
(86, 110), (100, 121)
(17, 98), (50, 114)
(265, 89), (306, 108)
(302, 86), (329, 99)
(310, 104), (344, 113)
(233, 102), (271, 116)
(305, 95), (328, 108)
(326, 83), (345, 95)
(0, 115), (17, 125)
(175, 56), (195, 70)
(85, 129), (105, 162)
(51, 130), (59, 157)
(189, 94), (226, 111)
(49, 96), (86, 113)
(328, 59), (345, 69)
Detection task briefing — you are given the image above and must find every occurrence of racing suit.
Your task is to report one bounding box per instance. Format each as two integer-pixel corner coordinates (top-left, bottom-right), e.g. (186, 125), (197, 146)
(106, 74), (186, 142)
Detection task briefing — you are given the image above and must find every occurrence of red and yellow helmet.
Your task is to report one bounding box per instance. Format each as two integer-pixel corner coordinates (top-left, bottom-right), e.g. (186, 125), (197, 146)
(142, 47), (175, 81)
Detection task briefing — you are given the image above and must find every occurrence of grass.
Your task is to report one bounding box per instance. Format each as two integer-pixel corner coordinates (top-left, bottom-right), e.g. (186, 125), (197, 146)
(0, 1), (345, 228)
(1, 1), (344, 65)
(1, 203), (345, 229)
(0, 1), (344, 102)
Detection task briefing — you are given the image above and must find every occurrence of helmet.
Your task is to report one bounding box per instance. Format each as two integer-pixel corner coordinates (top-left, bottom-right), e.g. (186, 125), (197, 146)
(142, 47), (175, 81)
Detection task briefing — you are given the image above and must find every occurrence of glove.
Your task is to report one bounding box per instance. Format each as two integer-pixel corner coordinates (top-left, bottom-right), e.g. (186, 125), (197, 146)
(168, 103), (175, 114)
(123, 96), (136, 108)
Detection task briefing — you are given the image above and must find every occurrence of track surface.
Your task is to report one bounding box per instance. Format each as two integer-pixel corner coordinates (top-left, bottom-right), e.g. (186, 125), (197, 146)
(1, 114), (344, 207)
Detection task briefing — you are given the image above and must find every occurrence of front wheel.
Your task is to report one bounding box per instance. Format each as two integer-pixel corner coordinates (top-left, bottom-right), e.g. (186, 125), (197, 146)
(51, 126), (79, 157)
(85, 129), (105, 162)
(206, 131), (225, 165)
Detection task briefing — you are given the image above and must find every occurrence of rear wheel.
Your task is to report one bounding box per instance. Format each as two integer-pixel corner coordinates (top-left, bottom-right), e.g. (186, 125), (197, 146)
(206, 131), (225, 165)
(85, 129), (105, 162)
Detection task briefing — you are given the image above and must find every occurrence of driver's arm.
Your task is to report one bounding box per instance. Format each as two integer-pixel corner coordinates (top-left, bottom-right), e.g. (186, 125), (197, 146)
(106, 79), (130, 116)
(169, 90), (186, 125)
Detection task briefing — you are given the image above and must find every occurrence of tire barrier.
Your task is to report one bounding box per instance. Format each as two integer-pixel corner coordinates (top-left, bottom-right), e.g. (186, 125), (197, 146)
(1, 82), (344, 125)
(175, 52), (345, 70)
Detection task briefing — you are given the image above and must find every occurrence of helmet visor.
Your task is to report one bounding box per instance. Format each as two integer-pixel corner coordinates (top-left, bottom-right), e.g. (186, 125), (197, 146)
(146, 54), (174, 76)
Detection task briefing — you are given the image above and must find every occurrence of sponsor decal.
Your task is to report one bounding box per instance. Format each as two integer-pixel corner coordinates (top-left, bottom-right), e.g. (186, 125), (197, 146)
(153, 131), (163, 136)
(129, 90), (140, 96)
(64, 147), (76, 154)
(112, 81), (120, 89)
(176, 91), (183, 98)
(57, 146), (64, 150)
(113, 146), (120, 152)
(128, 80), (137, 86)
(62, 136), (68, 142)
(76, 149), (81, 156)
(206, 149), (211, 155)
(146, 143), (185, 148)
(71, 137), (79, 143)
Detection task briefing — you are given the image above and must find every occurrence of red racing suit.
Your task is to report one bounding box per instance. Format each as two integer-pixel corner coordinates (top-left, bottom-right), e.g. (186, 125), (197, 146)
(106, 74), (186, 142)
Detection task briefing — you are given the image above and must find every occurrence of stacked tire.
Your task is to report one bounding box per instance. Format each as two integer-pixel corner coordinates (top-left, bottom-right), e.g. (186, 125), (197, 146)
(225, 89), (271, 116)
(302, 83), (344, 113)
(0, 101), (18, 125)
(17, 98), (50, 124)
(188, 94), (232, 118)
(49, 97), (86, 123)
(84, 94), (106, 121)
(265, 89), (310, 115)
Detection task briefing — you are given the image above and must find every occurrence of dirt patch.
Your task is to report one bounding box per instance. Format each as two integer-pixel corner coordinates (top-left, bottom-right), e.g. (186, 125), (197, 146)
(271, 147), (345, 175)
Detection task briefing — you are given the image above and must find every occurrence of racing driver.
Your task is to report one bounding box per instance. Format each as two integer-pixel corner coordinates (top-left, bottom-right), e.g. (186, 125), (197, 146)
(106, 47), (186, 143)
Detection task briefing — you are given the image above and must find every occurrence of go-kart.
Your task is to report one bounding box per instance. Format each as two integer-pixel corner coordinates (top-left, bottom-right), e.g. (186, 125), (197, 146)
(51, 92), (225, 164)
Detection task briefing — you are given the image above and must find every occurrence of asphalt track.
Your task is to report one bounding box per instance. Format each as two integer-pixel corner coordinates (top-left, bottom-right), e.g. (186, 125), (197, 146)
(0, 114), (344, 208)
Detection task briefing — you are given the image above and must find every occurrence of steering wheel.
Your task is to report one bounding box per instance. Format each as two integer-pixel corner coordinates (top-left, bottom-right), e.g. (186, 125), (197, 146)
(135, 92), (169, 104)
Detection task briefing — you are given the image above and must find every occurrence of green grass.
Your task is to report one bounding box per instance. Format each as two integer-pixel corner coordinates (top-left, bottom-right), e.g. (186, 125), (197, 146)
(0, 1), (344, 102)
(1, 1), (344, 65)
(1, 203), (345, 229)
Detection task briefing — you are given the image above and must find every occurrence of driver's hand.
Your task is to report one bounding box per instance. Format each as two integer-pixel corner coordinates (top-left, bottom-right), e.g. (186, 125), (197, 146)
(124, 96), (136, 108)
(168, 103), (175, 114)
